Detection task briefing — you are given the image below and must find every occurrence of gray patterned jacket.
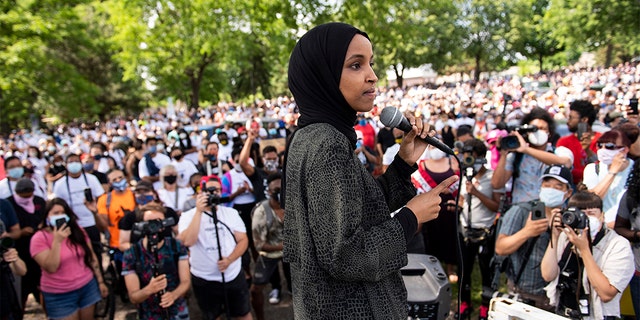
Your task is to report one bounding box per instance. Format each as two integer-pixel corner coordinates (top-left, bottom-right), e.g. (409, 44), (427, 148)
(284, 123), (417, 319)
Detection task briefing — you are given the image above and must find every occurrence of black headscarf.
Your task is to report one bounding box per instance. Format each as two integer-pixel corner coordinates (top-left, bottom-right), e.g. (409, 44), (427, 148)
(282, 22), (370, 209)
(288, 22), (370, 147)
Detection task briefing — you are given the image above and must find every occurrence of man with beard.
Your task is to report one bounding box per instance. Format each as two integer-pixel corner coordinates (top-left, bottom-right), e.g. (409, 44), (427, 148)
(556, 100), (601, 185)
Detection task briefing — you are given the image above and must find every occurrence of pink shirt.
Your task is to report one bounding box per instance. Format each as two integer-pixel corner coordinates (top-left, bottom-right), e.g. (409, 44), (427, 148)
(30, 229), (94, 293)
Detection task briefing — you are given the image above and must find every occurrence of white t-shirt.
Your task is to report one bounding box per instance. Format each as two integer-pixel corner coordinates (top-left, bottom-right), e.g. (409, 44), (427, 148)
(178, 206), (246, 281)
(171, 159), (199, 188)
(138, 153), (172, 190)
(223, 170), (255, 206)
(157, 187), (194, 212)
(0, 178), (46, 200)
(52, 173), (105, 228)
(382, 144), (400, 166)
(459, 170), (504, 229)
(582, 159), (633, 223)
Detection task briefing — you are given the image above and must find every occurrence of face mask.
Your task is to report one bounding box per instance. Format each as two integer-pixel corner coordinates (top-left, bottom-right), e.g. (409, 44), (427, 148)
(473, 163), (484, 173)
(83, 163), (94, 172)
(54, 162), (63, 167)
(528, 131), (548, 146)
(136, 195), (155, 205)
(597, 148), (622, 166)
(29, 151), (38, 158)
(394, 137), (403, 144)
(358, 119), (367, 126)
(47, 146), (56, 153)
(164, 175), (177, 184)
(588, 215), (602, 239)
(173, 153), (183, 161)
(147, 145), (157, 154)
(67, 162), (82, 174)
(14, 194), (35, 213)
(112, 180), (127, 192)
(240, 134), (247, 140)
(48, 214), (70, 228)
(179, 133), (187, 139)
(270, 189), (281, 203)
(208, 154), (217, 162)
(234, 164), (243, 173)
(219, 139), (229, 146)
(192, 184), (200, 194)
(157, 144), (165, 152)
(268, 128), (277, 136)
(7, 167), (24, 179)
(429, 148), (447, 160)
(539, 187), (566, 208)
(264, 159), (279, 172)
(93, 154), (103, 160)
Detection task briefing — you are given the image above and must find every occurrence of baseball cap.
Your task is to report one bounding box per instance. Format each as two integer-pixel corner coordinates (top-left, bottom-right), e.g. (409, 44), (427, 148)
(540, 165), (573, 186)
(15, 178), (35, 194)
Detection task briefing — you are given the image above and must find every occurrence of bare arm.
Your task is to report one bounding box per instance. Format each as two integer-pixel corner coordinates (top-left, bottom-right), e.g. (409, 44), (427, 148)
(239, 129), (257, 177)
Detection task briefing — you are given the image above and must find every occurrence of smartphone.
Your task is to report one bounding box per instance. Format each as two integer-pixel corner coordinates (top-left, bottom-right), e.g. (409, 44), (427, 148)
(55, 218), (66, 229)
(530, 200), (546, 220)
(630, 98), (639, 114)
(84, 188), (93, 202)
(577, 122), (588, 140)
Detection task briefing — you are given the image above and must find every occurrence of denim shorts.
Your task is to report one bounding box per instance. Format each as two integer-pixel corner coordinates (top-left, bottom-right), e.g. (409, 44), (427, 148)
(42, 278), (101, 319)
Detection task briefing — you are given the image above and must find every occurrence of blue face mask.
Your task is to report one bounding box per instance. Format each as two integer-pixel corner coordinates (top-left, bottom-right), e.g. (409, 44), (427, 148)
(148, 146), (157, 154)
(8, 167), (24, 179)
(67, 162), (83, 174)
(83, 163), (94, 172)
(539, 187), (566, 208)
(358, 119), (367, 126)
(112, 180), (128, 192)
(136, 195), (155, 205)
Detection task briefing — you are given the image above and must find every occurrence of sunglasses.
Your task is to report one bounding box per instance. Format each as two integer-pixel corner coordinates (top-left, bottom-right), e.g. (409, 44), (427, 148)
(597, 142), (624, 150)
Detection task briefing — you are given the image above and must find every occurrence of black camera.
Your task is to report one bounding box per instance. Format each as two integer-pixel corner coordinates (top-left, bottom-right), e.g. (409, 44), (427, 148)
(562, 207), (587, 230)
(0, 237), (14, 255)
(132, 217), (176, 240)
(499, 135), (520, 150)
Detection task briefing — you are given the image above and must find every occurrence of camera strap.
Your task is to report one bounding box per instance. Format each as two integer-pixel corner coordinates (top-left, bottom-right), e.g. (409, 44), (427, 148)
(514, 235), (539, 286)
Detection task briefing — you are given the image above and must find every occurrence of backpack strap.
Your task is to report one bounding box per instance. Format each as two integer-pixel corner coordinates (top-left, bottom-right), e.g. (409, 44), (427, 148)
(261, 200), (274, 230)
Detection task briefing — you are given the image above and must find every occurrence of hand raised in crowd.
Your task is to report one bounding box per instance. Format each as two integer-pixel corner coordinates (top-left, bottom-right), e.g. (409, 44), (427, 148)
(563, 226), (590, 254)
(406, 175), (459, 224)
(549, 208), (564, 240)
(160, 290), (178, 309)
(52, 223), (71, 244)
(2, 248), (20, 263)
(608, 151), (629, 174)
(398, 111), (432, 166)
(145, 274), (167, 295)
(523, 212), (548, 238)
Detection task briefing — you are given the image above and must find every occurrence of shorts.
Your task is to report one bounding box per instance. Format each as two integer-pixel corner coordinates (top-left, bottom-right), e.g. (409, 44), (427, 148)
(42, 278), (101, 319)
(253, 256), (281, 285)
(191, 273), (251, 320)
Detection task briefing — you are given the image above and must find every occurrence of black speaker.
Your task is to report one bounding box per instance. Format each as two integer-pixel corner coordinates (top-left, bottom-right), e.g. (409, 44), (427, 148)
(402, 254), (451, 320)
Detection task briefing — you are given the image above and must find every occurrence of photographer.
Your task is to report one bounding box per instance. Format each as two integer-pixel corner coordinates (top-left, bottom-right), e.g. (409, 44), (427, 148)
(491, 107), (573, 204)
(495, 165), (573, 311)
(177, 175), (251, 320)
(121, 203), (190, 320)
(541, 192), (634, 319)
(452, 139), (504, 320)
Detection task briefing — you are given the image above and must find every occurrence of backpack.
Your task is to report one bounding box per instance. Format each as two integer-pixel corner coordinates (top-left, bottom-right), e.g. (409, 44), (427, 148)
(252, 200), (275, 230)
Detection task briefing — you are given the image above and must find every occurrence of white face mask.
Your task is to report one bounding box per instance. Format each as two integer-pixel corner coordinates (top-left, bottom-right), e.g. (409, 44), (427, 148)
(429, 148), (447, 160)
(528, 131), (548, 146)
(539, 187), (566, 208)
(588, 215), (602, 239)
(597, 148), (622, 166)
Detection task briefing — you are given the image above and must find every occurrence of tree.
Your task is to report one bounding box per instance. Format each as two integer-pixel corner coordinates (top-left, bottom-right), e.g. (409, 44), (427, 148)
(337, 0), (462, 88)
(545, 0), (640, 67)
(507, 0), (562, 72)
(458, 0), (514, 81)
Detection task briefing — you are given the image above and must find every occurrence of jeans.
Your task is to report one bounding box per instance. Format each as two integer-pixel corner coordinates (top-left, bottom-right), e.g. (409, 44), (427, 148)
(630, 273), (640, 320)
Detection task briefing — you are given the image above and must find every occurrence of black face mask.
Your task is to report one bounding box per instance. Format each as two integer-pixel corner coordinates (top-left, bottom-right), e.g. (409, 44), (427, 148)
(173, 154), (183, 161)
(164, 175), (177, 184)
(270, 189), (281, 203)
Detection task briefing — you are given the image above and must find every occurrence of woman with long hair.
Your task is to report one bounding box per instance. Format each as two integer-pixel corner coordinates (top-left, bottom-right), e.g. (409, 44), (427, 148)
(30, 198), (107, 320)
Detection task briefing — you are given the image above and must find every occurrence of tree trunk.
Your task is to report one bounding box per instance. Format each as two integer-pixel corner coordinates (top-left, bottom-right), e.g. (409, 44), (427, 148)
(474, 54), (481, 82)
(393, 64), (403, 88)
(604, 42), (614, 68)
(539, 53), (544, 73)
(190, 74), (201, 109)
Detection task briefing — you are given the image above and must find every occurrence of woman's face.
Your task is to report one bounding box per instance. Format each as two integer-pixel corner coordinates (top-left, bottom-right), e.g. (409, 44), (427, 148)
(339, 34), (378, 113)
(48, 204), (65, 218)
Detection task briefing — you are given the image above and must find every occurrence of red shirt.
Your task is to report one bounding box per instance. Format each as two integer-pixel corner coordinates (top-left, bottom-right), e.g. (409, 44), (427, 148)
(556, 132), (601, 184)
(355, 123), (376, 150)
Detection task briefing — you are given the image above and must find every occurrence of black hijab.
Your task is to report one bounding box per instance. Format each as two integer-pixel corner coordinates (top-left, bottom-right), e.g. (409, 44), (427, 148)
(282, 22), (370, 209)
(288, 22), (370, 147)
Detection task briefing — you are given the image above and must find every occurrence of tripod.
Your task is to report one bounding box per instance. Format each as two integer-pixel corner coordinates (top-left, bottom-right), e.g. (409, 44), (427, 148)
(147, 234), (170, 320)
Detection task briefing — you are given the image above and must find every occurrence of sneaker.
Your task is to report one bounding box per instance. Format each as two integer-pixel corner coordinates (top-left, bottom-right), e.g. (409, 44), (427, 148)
(268, 289), (280, 304)
(479, 305), (489, 320)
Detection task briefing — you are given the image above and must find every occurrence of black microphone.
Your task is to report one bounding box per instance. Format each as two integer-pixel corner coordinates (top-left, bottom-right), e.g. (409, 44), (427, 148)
(380, 106), (456, 156)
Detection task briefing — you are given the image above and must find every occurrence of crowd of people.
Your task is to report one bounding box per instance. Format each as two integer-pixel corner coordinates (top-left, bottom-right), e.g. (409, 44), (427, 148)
(1, 27), (639, 319)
